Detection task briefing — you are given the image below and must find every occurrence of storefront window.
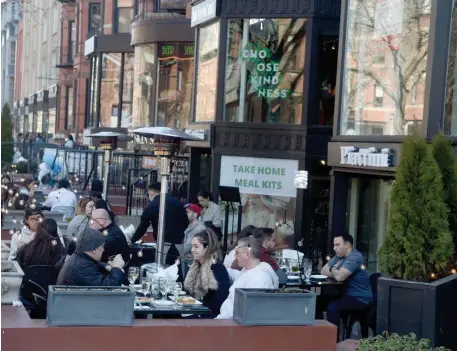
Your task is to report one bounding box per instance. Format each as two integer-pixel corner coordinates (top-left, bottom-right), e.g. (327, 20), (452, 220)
(100, 53), (122, 127)
(339, 0), (431, 136)
(48, 108), (56, 139)
(346, 178), (393, 272)
(133, 44), (156, 128)
(224, 19), (306, 124)
(194, 21), (219, 122)
(66, 86), (74, 130)
(89, 56), (99, 127)
(121, 53), (134, 128)
(156, 43), (195, 129)
(445, 3), (457, 136)
(36, 111), (43, 135)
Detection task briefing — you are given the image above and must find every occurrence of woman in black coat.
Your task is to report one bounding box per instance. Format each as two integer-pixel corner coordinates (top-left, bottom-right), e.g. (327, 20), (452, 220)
(183, 229), (230, 318)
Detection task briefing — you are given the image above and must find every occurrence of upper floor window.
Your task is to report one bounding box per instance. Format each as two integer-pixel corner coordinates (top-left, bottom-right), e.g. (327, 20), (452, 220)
(89, 3), (101, 32)
(339, 0), (430, 136)
(115, 0), (133, 34)
(223, 18), (306, 125)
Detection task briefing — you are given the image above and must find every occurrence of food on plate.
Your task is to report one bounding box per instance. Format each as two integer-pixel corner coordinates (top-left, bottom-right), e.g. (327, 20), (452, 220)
(137, 297), (151, 303)
(177, 297), (197, 304)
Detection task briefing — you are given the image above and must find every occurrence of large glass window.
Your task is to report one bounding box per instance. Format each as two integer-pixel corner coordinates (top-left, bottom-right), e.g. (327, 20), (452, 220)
(36, 111), (43, 135)
(194, 21), (219, 122)
(445, 2), (457, 136)
(224, 19), (306, 124)
(89, 55), (99, 127)
(115, 0), (133, 34)
(48, 108), (56, 139)
(340, 0), (431, 136)
(66, 86), (74, 130)
(121, 53), (134, 128)
(132, 44), (156, 128)
(156, 43), (195, 129)
(100, 53), (122, 127)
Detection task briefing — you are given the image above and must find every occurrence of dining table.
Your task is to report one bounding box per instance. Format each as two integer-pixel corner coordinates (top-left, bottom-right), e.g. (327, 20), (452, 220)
(134, 301), (212, 319)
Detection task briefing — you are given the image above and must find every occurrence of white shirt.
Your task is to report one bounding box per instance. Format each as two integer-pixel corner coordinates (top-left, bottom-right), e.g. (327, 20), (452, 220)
(216, 262), (279, 319)
(43, 188), (77, 211)
(9, 227), (35, 261)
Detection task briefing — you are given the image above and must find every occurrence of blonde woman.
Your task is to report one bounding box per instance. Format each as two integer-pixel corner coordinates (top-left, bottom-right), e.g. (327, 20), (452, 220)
(184, 228), (230, 318)
(66, 197), (94, 240)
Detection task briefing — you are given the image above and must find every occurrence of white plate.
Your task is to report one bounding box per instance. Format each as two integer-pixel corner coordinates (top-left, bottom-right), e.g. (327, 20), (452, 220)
(152, 300), (175, 307)
(310, 275), (328, 280)
(170, 296), (203, 306)
(287, 275), (300, 280)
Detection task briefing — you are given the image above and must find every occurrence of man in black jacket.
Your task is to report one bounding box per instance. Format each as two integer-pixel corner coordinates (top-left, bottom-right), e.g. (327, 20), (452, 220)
(90, 208), (130, 263)
(57, 228), (125, 286)
(131, 183), (188, 264)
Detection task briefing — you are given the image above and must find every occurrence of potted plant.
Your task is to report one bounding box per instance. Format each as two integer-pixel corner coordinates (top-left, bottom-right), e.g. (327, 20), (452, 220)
(377, 134), (457, 350)
(357, 333), (451, 351)
(1, 260), (25, 304)
(233, 288), (317, 326)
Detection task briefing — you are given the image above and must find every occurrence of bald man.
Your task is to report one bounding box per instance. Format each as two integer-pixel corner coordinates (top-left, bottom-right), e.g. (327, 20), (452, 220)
(91, 208), (130, 263)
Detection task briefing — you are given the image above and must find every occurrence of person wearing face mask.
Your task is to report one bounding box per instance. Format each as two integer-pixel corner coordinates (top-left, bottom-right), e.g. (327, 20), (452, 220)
(64, 134), (75, 148)
(131, 183), (188, 265)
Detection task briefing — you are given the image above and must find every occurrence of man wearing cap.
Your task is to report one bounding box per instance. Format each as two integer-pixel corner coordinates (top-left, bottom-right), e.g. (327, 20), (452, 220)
(184, 203), (206, 244)
(57, 228), (125, 286)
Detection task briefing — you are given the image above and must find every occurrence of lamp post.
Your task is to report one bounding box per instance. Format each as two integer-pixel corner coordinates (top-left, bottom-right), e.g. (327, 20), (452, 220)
(87, 130), (131, 200)
(133, 127), (201, 264)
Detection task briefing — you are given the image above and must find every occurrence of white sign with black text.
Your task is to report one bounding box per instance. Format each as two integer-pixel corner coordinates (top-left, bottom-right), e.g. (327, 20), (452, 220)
(340, 146), (392, 168)
(219, 156), (299, 198)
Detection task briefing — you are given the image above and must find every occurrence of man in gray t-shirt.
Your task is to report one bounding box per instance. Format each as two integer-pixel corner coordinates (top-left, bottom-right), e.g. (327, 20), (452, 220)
(321, 233), (373, 336)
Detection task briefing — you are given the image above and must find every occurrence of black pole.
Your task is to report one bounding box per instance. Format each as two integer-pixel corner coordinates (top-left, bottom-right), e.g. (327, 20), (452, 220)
(237, 205), (243, 235)
(223, 203), (230, 255)
(95, 54), (103, 127)
(117, 53), (125, 128)
(126, 169), (131, 215)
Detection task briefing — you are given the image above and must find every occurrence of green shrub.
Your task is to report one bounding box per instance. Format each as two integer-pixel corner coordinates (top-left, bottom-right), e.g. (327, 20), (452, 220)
(431, 133), (457, 250)
(378, 133), (453, 281)
(358, 333), (451, 351)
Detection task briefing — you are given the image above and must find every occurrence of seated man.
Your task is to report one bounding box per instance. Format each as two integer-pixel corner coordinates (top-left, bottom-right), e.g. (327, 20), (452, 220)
(57, 228), (125, 286)
(321, 233), (373, 331)
(90, 208), (130, 263)
(216, 236), (279, 319)
(183, 203), (207, 247)
(42, 179), (77, 211)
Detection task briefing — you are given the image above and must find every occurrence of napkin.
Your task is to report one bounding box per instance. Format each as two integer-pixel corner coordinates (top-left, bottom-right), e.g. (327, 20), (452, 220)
(148, 263), (179, 281)
(119, 224), (135, 242)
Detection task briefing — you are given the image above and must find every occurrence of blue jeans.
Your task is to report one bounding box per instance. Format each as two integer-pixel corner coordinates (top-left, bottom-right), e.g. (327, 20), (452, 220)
(327, 295), (369, 328)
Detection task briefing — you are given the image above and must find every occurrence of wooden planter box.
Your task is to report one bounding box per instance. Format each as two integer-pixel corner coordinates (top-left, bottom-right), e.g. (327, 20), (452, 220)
(1, 241), (11, 261)
(1, 260), (24, 304)
(377, 275), (457, 350)
(47, 286), (135, 326)
(233, 288), (316, 326)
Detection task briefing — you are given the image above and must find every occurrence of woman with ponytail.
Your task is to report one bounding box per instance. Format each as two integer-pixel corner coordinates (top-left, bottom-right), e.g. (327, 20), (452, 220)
(184, 228), (230, 318)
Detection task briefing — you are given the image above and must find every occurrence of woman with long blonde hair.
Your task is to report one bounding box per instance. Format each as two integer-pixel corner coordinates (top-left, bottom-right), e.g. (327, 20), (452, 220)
(184, 228), (230, 318)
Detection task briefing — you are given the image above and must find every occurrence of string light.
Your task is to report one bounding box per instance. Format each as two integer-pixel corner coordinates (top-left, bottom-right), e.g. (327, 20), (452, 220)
(14, 193), (19, 197)
(7, 202), (12, 207)
(451, 269), (457, 275)
(38, 218), (43, 223)
(360, 264), (366, 270)
(122, 186), (126, 190)
(12, 218), (17, 223)
(326, 256), (331, 262)
(9, 230), (14, 235)
(19, 200), (24, 206)
(51, 240), (57, 246)
(430, 273), (436, 279)
(8, 189), (13, 195)
(20, 178), (25, 182)
(73, 236), (77, 242)
(29, 203), (36, 209)
(137, 250), (143, 257)
(103, 230), (109, 236)
(75, 177), (79, 182)
(32, 199), (37, 203)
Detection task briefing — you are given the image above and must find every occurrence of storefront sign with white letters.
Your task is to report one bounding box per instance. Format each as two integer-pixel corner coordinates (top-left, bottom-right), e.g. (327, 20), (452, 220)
(340, 146), (392, 168)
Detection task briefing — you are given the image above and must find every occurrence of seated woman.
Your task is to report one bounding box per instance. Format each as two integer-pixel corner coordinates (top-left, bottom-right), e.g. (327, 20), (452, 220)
(16, 218), (66, 269)
(184, 228), (230, 318)
(66, 197), (94, 241)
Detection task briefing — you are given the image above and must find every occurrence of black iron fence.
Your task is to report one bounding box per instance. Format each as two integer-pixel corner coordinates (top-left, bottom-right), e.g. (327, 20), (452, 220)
(125, 168), (158, 215)
(1, 142), (159, 195)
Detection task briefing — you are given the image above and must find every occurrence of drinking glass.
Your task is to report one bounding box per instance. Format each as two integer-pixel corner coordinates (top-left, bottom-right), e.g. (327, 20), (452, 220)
(128, 267), (139, 286)
(150, 278), (160, 299)
(141, 278), (151, 296)
(159, 279), (171, 300)
(172, 282), (182, 302)
(302, 259), (313, 281)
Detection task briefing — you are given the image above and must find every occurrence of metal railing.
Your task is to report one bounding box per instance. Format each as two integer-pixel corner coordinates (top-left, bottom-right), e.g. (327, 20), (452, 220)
(125, 168), (158, 215)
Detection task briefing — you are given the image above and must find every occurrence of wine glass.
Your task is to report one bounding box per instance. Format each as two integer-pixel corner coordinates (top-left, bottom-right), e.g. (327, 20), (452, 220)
(128, 267), (139, 286)
(302, 259), (313, 281)
(150, 278), (160, 299)
(172, 282), (182, 302)
(159, 278), (170, 300)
